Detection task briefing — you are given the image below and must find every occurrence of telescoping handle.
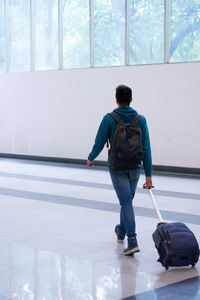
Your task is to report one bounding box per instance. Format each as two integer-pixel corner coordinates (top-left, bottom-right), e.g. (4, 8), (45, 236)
(148, 189), (164, 223)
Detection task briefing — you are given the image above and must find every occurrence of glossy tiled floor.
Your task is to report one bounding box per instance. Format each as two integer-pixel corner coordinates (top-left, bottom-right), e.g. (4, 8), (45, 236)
(0, 158), (199, 300)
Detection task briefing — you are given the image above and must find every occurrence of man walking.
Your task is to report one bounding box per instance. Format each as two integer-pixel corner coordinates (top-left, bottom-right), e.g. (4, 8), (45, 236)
(87, 85), (153, 255)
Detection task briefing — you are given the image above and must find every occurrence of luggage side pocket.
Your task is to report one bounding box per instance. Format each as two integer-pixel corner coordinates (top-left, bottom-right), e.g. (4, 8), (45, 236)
(152, 230), (162, 249)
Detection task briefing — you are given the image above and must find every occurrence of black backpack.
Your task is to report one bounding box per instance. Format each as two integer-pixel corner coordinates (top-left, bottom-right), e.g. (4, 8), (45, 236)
(108, 112), (144, 170)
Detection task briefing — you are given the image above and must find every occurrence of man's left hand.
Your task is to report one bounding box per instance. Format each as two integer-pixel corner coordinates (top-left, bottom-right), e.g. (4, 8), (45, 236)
(143, 176), (153, 189)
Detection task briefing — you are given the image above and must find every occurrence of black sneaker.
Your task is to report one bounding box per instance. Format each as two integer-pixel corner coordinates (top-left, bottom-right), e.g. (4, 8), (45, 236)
(115, 225), (125, 243)
(123, 237), (140, 256)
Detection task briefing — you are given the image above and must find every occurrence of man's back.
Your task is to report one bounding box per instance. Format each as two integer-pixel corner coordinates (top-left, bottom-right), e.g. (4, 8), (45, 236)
(88, 105), (152, 177)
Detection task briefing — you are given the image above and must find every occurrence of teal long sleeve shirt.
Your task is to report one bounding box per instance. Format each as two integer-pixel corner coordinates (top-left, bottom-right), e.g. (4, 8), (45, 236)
(88, 106), (152, 177)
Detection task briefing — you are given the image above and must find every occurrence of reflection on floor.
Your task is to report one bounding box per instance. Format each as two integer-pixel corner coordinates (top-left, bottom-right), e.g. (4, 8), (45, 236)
(0, 158), (199, 300)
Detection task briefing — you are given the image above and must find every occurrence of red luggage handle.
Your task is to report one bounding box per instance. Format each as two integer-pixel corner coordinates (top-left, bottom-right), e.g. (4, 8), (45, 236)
(148, 189), (164, 223)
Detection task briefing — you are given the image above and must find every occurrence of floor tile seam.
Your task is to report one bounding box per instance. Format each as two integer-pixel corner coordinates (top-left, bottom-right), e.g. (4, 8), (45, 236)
(0, 181), (199, 207)
(0, 190), (198, 217)
(120, 275), (200, 300)
(0, 187), (200, 225)
(1, 157), (200, 179)
(0, 171), (200, 200)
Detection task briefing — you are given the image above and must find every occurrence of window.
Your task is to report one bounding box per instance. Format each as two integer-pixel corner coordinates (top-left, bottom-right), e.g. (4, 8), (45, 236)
(0, 0), (199, 73)
(62, 0), (90, 69)
(129, 0), (164, 65)
(94, 0), (125, 67)
(0, 1), (5, 72)
(169, 0), (200, 63)
(8, 0), (31, 72)
(34, 0), (58, 71)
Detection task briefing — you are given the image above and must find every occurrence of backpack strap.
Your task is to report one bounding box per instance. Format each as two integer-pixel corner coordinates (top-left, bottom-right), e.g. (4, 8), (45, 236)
(108, 112), (123, 124)
(109, 112), (142, 125)
(131, 114), (142, 126)
(107, 112), (123, 148)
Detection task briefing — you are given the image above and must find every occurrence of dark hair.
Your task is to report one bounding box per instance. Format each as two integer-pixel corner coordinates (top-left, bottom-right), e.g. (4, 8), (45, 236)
(115, 85), (132, 105)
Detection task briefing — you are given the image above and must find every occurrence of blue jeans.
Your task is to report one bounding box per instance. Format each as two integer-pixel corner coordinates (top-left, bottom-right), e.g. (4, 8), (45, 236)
(109, 166), (140, 238)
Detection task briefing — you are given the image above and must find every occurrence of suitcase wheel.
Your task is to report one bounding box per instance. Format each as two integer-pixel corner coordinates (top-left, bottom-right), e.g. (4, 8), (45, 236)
(191, 263), (196, 268)
(165, 264), (169, 270)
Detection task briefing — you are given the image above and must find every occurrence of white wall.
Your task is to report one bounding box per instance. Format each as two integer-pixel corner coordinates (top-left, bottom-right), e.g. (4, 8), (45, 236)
(0, 62), (199, 168)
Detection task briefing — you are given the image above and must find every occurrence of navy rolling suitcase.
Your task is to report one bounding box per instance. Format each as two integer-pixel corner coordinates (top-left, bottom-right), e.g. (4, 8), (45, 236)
(148, 189), (199, 270)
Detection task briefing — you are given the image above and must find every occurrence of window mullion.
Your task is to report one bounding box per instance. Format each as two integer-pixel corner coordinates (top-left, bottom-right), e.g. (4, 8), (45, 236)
(58, 0), (63, 69)
(30, 0), (34, 71)
(5, 0), (9, 72)
(90, 0), (94, 68)
(164, 0), (169, 63)
(125, 0), (130, 66)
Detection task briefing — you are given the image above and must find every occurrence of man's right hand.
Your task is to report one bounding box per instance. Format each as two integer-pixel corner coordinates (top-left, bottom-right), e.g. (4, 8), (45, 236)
(87, 160), (94, 167)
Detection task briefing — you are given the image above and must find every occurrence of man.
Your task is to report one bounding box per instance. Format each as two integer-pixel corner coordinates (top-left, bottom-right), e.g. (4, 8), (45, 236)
(87, 85), (153, 255)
